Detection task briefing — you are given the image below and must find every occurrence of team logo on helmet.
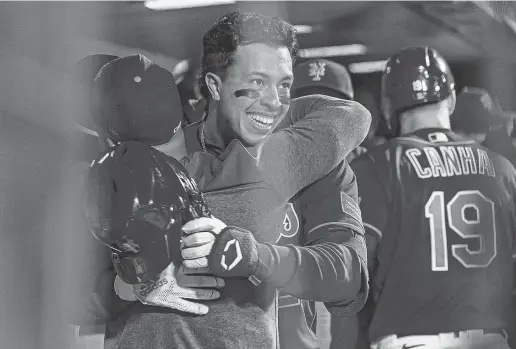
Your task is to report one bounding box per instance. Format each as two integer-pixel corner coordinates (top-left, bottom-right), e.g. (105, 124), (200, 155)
(220, 239), (242, 271)
(308, 61), (327, 81)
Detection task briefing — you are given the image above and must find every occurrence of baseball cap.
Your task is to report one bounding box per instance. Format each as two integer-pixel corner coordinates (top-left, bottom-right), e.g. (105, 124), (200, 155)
(292, 59), (354, 100)
(91, 54), (183, 146)
(451, 87), (506, 134)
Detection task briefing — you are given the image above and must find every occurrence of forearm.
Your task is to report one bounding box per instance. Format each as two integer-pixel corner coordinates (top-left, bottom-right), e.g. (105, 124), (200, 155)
(330, 315), (360, 349)
(209, 225), (368, 315)
(254, 241), (365, 307)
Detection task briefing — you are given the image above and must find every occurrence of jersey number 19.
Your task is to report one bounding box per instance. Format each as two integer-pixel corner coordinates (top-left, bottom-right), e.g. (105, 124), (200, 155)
(424, 190), (497, 271)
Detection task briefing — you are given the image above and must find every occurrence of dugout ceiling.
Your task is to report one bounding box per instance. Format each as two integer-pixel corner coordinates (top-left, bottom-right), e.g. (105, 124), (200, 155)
(0, 1), (516, 134)
(1, 1), (515, 70)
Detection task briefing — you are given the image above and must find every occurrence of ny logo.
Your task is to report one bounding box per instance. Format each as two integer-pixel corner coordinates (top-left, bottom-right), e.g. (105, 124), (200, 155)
(308, 61), (327, 81)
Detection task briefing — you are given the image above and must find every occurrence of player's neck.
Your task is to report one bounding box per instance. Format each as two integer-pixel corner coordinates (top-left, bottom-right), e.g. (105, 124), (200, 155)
(204, 102), (232, 154)
(400, 110), (451, 135)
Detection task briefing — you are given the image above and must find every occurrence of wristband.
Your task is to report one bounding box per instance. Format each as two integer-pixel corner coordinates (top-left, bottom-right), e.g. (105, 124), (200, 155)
(208, 226), (259, 279)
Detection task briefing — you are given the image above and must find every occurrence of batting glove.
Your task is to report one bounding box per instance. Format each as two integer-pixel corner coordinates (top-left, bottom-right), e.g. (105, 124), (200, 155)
(114, 263), (225, 315)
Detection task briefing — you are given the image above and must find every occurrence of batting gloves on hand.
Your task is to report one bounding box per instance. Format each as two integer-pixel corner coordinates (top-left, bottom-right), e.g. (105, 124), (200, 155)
(114, 263), (225, 315)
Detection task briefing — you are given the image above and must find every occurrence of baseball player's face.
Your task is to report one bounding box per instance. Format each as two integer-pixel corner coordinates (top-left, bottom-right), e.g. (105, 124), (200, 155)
(217, 43), (293, 146)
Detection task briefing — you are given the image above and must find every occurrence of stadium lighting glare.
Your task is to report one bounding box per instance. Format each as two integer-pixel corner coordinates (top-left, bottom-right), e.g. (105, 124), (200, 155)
(298, 44), (367, 58)
(145, 0), (236, 11)
(348, 60), (387, 74)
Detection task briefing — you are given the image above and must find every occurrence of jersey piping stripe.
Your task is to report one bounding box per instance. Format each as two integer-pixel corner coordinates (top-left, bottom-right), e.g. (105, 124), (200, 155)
(307, 222), (364, 236)
(364, 222), (383, 239)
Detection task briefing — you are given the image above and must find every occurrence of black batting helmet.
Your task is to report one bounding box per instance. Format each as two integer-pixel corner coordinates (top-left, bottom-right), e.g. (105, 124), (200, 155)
(381, 46), (455, 136)
(84, 141), (211, 284)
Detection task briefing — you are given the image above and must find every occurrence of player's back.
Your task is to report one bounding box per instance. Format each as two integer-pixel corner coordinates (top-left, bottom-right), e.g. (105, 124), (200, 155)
(366, 128), (516, 341)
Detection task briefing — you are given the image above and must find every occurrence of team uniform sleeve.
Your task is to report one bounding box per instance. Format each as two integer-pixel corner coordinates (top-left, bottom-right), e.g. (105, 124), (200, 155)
(349, 153), (390, 273)
(252, 95), (371, 201)
(297, 162), (368, 316)
(329, 296), (376, 349)
(252, 162), (369, 315)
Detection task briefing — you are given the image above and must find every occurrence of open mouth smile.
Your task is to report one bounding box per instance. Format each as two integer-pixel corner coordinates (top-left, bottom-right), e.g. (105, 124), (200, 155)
(247, 113), (274, 130)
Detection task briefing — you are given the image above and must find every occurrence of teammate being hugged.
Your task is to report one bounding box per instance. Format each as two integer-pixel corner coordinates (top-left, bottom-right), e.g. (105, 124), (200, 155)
(275, 58), (364, 349)
(350, 46), (516, 349)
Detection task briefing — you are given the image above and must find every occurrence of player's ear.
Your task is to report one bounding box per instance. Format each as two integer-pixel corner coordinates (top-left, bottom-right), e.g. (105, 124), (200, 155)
(447, 90), (456, 115)
(205, 72), (222, 101)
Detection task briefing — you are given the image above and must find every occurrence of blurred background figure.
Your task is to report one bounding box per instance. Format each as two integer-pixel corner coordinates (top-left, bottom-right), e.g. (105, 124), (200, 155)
(354, 87), (387, 148)
(70, 54), (120, 160)
(452, 86), (507, 143)
(179, 66), (207, 126)
(65, 54), (122, 349)
(452, 86), (516, 165)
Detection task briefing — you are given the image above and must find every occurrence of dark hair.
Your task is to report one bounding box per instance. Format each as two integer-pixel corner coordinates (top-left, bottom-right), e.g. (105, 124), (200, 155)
(198, 11), (298, 99)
